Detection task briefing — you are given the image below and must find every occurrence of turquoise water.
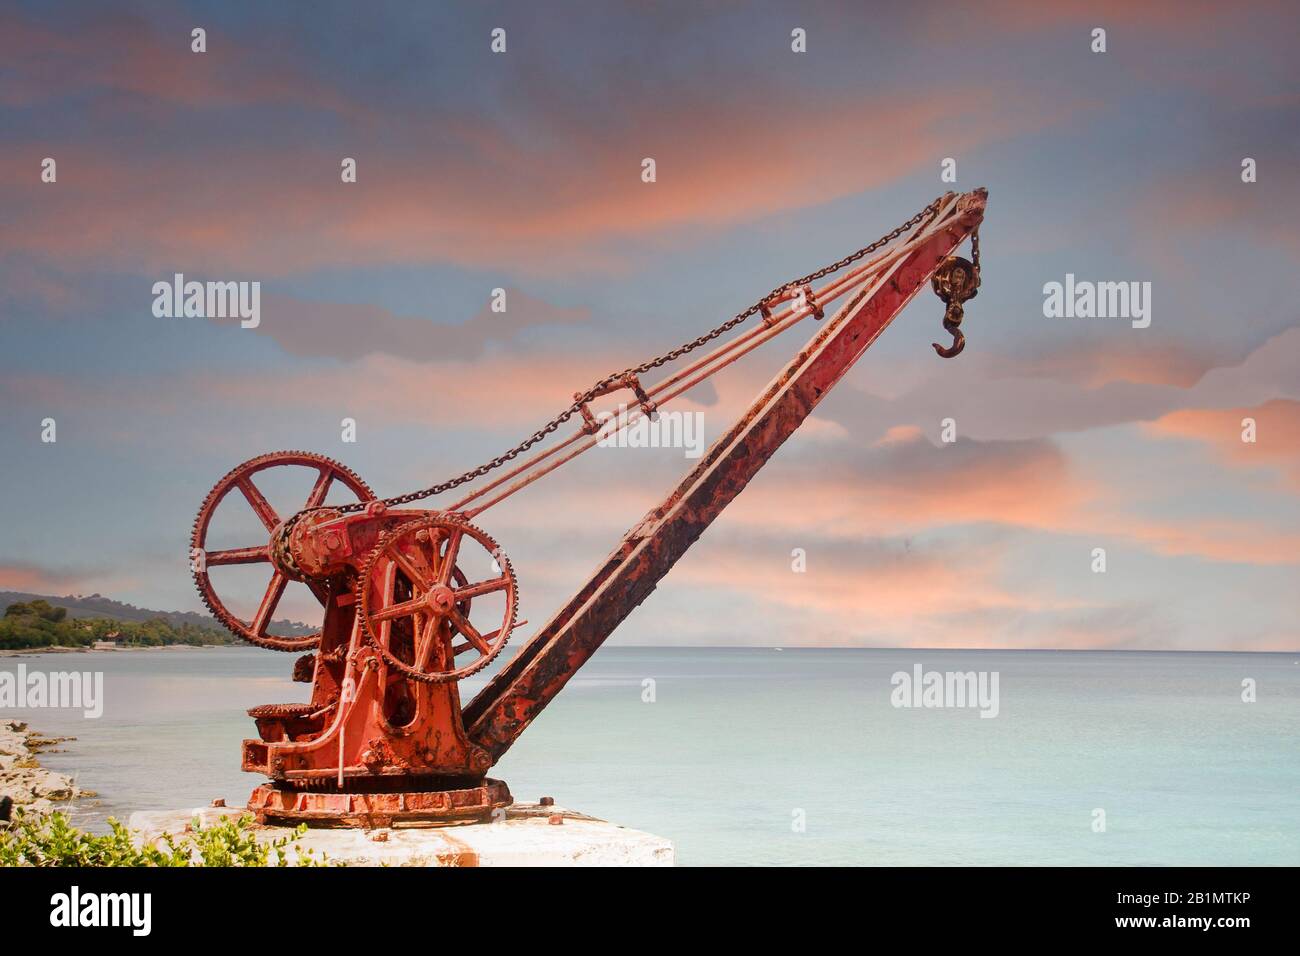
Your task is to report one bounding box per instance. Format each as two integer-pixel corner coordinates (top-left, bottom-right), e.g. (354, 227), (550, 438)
(3, 646), (1297, 865)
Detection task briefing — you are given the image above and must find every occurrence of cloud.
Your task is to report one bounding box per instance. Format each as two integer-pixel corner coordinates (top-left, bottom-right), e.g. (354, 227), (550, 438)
(821, 323), (1300, 446)
(244, 288), (590, 362)
(201, 351), (619, 431)
(663, 536), (1187, 649)
(723, 432), (1088, 538)
(0, 10), (359, 115)
(0, 560), (127, 595)
(713, 430), (1300, 566)
(1116, 516), (1300, 565)
(978, 0), (1285, 31)
(1145, 399), (1300, 490)
(678, 538), (1055, 619)
(990, 340), (1222, 390)
(0, 19), (1079, 278)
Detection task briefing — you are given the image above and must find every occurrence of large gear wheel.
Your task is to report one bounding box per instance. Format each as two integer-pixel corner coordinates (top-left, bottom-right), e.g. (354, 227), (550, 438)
(357, 515), (517, 683)
(191, 451), (374, 651)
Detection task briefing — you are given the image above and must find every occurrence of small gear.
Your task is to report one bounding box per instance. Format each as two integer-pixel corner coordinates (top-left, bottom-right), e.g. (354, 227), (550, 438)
(356, 514), (517, 682)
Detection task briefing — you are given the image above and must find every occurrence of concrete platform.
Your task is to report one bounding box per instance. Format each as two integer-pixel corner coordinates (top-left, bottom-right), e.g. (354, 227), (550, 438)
(128, 802), (674, 867)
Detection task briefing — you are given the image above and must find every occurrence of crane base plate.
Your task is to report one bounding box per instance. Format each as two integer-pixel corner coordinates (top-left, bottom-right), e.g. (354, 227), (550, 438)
(247, 778), (512, 828)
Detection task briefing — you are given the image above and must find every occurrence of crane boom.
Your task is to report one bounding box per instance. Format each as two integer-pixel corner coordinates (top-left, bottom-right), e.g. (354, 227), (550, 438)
(464, 188), (987, 760)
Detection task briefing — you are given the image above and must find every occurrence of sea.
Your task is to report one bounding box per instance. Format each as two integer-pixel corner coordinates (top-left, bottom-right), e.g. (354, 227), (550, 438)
(3, 646), (1296, 866)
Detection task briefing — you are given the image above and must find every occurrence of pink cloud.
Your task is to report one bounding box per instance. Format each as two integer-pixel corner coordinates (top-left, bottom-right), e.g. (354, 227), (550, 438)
(0, 561), (131, 596)
(977, 0), (1290, 33)
(663, 538), (1182, 649)
(0, 82), (1077, 277)
(245, 288), (590, 362)
(716, 430), (1300, 567)
(1145, 399), (1300, 490)
(0, 11), (359, 115)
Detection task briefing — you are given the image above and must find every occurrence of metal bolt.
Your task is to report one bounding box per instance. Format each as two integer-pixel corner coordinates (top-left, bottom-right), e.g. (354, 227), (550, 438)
(539, 796), (554, 806)
(211, 798), (226, 807)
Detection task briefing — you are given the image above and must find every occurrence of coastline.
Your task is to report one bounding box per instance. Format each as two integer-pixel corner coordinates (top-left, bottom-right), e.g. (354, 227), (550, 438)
(0, 644), (234, 658)
(0, 719), (94, 817)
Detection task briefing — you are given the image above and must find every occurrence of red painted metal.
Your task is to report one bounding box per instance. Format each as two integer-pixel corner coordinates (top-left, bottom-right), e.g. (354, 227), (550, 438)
(191, 452), (374, 652)
(235, 504), (513, 824)
(192, 189), (988, 826)
(247, 778), (511, 828)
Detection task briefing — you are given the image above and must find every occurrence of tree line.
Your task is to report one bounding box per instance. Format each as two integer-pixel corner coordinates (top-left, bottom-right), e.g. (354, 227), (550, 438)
(0, 600), (237, 650)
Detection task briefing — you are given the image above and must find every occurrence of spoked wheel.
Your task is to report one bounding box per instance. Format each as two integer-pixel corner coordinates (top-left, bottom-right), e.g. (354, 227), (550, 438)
(191, 451), (374, 651)
(358, 515), (517, 682)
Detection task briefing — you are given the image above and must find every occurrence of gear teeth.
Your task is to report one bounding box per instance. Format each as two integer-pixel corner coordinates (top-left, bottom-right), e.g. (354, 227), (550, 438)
(190, 451), (374, 651)
(357, 515), (518, 683)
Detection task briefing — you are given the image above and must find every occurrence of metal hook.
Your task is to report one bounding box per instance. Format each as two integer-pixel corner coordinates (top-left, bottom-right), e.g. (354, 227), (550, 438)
(930, 256), (977, 360)
(932, 302), (965, 358)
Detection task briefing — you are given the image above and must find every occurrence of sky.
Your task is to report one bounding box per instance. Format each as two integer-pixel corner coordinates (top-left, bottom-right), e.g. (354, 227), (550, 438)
(1, 1), (1297, 651)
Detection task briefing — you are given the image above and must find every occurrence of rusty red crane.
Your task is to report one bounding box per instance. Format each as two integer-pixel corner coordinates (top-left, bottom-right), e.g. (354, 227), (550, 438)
(190, 189), (988, 825)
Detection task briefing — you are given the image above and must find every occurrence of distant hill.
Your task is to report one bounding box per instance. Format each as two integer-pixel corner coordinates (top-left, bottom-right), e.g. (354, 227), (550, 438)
(0, 591), (315, 637)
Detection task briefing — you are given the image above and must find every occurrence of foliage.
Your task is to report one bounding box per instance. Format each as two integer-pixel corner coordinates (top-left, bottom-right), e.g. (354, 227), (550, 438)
(0, 809), (325, 866)
(0, 600), (236, 650)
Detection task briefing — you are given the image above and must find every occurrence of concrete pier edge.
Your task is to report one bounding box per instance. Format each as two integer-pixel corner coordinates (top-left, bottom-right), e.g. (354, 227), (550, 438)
(128, 801), (675, 867)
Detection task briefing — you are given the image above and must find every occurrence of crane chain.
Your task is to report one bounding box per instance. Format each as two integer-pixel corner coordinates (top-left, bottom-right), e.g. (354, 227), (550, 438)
(287, 195), (946, 528)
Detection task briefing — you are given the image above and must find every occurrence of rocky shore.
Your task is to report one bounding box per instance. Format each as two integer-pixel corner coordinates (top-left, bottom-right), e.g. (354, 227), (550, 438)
(0, 719), (93, 817)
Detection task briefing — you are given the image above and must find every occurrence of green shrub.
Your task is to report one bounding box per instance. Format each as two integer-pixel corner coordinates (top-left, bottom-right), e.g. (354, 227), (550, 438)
(0, 810), (326, 867)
